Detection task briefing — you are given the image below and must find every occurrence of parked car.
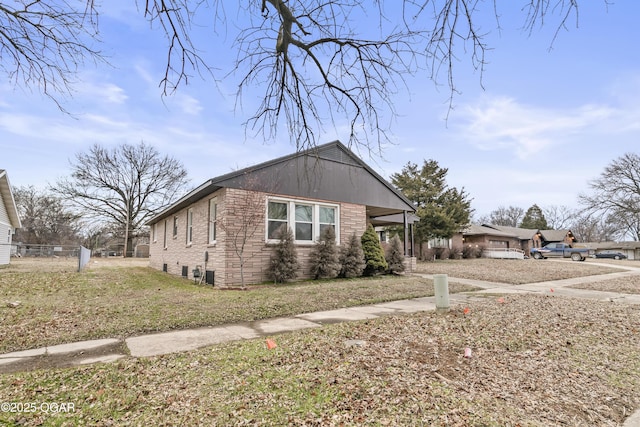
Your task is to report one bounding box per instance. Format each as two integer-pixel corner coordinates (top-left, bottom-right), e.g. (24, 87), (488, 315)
(530, 243), (590, 261)
(594, 251), (627, 260)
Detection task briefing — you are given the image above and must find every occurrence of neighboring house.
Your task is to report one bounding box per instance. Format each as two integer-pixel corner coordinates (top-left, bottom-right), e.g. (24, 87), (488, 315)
(147, 141), (417, 286)
(532, 228), (578, 248)
(0, 170), (22, 266)
(580, 241), (640, 261)
(453, 224), (576, 257)
(453, 224), (528, 252)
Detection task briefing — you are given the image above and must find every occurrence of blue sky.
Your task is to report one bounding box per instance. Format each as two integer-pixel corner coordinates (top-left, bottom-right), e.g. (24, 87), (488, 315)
(1, 1), (639, 218)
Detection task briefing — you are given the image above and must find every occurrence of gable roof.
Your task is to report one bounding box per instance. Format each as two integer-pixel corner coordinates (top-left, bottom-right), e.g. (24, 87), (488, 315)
(483, 224), (537, 240)
(466, 224), (575, 242)
(0, 170), (22, 228)
(538, 229), (574, 242)
(148, 141), (416, 224)
(462, 224), (519, 238)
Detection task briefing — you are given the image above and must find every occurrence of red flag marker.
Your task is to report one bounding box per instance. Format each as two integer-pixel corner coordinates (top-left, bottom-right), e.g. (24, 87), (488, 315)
(463, 307), (470, 315)
(266, 339), (277, 350)
(497, 297), (505, 304)
(550, 288), (555, 293)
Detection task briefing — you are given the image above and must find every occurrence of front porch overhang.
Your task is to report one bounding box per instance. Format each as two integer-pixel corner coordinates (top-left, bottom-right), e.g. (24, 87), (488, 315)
(367, 207), (418, 257)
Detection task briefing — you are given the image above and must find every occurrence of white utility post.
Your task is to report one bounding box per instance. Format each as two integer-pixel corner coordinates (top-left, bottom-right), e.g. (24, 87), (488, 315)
(434, 274), (450, 313)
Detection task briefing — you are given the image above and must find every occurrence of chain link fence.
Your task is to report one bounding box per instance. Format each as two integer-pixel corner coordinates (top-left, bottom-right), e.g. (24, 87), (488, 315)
(12, 244), (80, 258)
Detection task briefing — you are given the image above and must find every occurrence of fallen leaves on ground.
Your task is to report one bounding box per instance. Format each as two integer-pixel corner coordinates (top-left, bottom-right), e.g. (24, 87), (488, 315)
(0, 259), (475, 354)
(568, 274), (640, 295)
(415, 258), (624, 284)
(2, 294), (639, 426)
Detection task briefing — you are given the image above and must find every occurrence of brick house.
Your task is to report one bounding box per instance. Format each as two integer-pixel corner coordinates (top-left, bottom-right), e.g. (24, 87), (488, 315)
(146, 141), (417, 286)
(452, 224), (576, 257)
(0, 170), (22, 266)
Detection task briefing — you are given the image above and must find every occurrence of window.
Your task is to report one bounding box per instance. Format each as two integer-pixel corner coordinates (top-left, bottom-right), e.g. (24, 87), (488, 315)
(152, 223), (157, 243)
(295, 204), (313, 241)
(208, 198), (217, 244)
(163, 219), (168, 249)
(267, 198), (339, 243)
(319, 206), (336, 236)
(186, 208), (193, 244)
(267, 201), (288, 239)
(173, 216), (178, 237)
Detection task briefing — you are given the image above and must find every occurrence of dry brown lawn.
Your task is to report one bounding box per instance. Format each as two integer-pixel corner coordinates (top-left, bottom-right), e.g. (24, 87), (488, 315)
(0, 258), (474, 354)
(1, 257), (639, 426)
(415, 257), (626, 284)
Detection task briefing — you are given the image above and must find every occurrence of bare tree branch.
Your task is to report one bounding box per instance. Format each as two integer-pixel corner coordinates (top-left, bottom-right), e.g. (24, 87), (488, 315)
(1, 1), (599, 152)
(0, 0), (103, 110)
(52, 142), (190, 256)
(579, 153), (640, 241)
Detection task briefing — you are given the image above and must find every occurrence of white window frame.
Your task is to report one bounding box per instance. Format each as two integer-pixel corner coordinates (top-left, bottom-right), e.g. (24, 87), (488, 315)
(266, 197), (339, 245)
(186, 208), (193, 245)
(152, 223), (157, 243)
(208, 198), (217, 245)
(173, 216), (178, 238)
(163, 219), (168, 249)
(294, 203), (314, 242)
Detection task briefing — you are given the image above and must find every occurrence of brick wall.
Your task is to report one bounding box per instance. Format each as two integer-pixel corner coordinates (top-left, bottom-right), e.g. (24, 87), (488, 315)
(149, 188), (368, 287)
(149, 188), (227, 282)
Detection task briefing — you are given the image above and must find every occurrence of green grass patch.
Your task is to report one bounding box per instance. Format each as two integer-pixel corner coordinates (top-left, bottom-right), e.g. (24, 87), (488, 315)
(2, 295), (638, 426)
(0, 264), (476, 353)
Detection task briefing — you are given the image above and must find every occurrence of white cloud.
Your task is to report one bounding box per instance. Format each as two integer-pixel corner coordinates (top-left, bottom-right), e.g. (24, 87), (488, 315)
(458, 96), (619, 159)
(174, 94), (203, 115)
(134, 62), (156, 86)
(75, 82), (128, 104)
(102, 84), (128, 104)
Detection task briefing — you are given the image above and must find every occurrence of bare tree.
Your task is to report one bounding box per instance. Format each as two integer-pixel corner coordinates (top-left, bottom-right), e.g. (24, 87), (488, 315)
(54, 142), (190, 256)
(216, 178), (267, 288)
(13, 186), (81, 245)
(579, 153), (640, 241)
(1, 1), (599, 152)
(478, 205), (524, 227)
(542, 205), (576, 230)
(569, 212), (619, 243)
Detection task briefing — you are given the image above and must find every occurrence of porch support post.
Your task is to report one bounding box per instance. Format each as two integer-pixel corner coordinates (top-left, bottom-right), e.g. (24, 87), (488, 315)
(410, 222), (415, 257)
(403, 210), (409, 256)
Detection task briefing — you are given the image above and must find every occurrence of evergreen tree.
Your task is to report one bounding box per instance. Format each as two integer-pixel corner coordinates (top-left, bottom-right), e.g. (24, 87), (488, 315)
(520, 204), (549, 230)
(391, 160), (474, 248)
(385, 235), (406, 274)
(309, 226), (341, 279)
(339, 232), (366, 278)
(268, 226), (299, 283)
(361, 224), (388, 276)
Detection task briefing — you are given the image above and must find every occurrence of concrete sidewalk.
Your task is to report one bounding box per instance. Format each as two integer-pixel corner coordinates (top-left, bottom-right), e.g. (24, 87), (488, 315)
(2, 268), (639, 367)
(2, 269), (640, 425)
(0, 296), (447, 368)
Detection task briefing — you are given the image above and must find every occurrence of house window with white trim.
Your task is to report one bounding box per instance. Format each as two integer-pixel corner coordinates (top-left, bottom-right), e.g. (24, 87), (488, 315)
(319, 206), (336, 235)
(295, 204), (313, 241)
(208, 198), (217, 244)
(163, 220), (168, 249)
(267, 201), (288, 239)
(173, 216), (178, 237)
(152, 223), (157, 243)
(266, 198), (339, 244)
(186, 208), (193, 245)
